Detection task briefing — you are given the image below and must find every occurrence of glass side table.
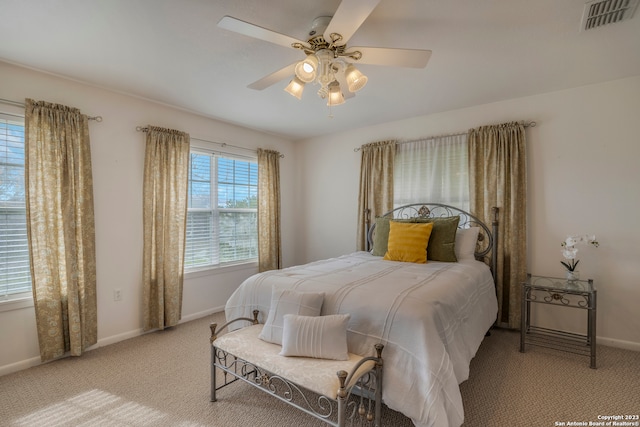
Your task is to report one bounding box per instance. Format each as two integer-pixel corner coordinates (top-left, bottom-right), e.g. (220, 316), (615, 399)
(520, 273), (597, 368)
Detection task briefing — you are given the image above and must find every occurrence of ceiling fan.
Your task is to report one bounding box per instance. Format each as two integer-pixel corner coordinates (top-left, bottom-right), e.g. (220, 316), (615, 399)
(218, 0), (432, 107)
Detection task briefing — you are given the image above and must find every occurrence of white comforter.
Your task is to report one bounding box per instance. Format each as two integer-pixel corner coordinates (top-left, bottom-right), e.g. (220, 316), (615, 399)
(225, 252), (498, 427)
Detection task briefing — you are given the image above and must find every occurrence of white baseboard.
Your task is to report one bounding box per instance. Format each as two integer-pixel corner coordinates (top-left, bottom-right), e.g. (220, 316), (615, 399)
(597, 336), (640, 352)
(179, 305), (225, 323)
(96, 305), (225, 347)
(0, 306), (226, 377)
(0, 356), (43, 377)
(95, 328), (145, 348)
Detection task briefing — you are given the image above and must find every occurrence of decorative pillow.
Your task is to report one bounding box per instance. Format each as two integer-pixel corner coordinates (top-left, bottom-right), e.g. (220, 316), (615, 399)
(371, 217), (413, 256)
(371, 216), (392, 256)
(383, 221), (433, 263)
(279, 314), (351, 360)
(455, 227), (480, 260)
(412, 216), (460, 262)
(258, 288), (325, 345)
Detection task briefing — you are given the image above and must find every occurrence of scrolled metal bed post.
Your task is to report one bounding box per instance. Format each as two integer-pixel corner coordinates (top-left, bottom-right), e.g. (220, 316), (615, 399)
(364, 208), (371, 252)
(491, 207), (499, 280)
(374, 343), (384, 427)
(336, 370), (349, 426)
(210, 323), (218, 402)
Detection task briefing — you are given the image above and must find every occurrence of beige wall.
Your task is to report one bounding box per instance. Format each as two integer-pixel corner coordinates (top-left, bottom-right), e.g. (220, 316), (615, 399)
(296, 75), (640, 350)
(0, 61), (297, 374)
(1, 58), (638, 375)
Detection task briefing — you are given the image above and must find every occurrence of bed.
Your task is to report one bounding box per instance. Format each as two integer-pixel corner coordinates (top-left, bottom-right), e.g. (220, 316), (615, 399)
(224, 203), (499, 427)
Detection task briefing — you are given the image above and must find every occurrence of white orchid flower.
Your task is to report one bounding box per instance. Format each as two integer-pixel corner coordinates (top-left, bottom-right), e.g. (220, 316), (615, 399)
(562, 247), (578, 260)
(560, 233), (599, 273)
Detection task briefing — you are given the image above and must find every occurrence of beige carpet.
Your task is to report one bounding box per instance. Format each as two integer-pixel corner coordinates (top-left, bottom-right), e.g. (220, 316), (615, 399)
(0, 312), (638, 427)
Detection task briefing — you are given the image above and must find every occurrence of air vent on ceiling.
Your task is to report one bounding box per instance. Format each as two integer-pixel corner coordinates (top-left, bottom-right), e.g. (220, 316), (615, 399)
(581, 0), (639, 30)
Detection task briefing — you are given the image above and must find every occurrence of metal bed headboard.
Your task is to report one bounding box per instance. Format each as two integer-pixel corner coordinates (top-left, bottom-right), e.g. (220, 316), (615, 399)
(366, 203), (499, 279)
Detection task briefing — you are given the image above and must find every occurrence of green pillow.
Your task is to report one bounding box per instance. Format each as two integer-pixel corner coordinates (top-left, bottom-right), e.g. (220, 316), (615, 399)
(371, 217), (412, 256)
(371, 217), (390, 256)
(415, 216), (460, 262)
(372, 215), (460, 262)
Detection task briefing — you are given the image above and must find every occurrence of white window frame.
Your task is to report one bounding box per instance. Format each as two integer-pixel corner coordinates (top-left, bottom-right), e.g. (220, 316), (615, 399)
(0, 112), (33, 310)
(185, 149), (258, 272)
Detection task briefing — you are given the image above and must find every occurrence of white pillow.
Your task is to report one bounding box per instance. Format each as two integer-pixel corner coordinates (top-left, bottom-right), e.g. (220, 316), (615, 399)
(455, 227), (480, 260)
(279, 314), (351, 360)
(258, 288), (325, 345)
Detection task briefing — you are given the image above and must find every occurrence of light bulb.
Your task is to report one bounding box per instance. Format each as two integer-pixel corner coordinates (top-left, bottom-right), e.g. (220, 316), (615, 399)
(294, 54), (318, 83)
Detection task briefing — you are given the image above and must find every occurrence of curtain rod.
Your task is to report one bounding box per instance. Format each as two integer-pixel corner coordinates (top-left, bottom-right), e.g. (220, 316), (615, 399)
(0, 97), (103, 121)
(353, 120), (537, 152)
(135, 126), (284, 158)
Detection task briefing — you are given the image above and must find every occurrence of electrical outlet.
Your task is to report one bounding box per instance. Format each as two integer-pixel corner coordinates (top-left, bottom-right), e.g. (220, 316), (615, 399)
(113, 289), (122, 301)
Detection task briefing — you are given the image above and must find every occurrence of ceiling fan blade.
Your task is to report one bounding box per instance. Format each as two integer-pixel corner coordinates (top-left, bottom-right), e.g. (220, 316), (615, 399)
(324, 0), (382, 45)
(248, 62), (297, 90)
(349, 47), (432, 68)
(218, 16), (306, 50)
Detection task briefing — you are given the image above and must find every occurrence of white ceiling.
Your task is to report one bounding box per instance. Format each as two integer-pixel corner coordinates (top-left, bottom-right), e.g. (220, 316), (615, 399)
(1, 0), (639, 140)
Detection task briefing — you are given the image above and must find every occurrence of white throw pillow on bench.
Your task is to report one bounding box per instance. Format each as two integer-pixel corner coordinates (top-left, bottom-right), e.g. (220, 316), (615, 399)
(280, 313), (351, 361)
(258, 288), (325, 345)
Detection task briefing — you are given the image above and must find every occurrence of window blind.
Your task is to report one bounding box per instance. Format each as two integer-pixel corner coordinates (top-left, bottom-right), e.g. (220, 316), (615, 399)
(394, 134), (470, 211)
(185, 151), (258, 270)
(0, 114), (32, 299)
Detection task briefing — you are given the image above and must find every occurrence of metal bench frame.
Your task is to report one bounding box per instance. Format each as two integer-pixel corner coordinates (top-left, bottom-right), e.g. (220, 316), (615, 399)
(210, 310), (384, 427)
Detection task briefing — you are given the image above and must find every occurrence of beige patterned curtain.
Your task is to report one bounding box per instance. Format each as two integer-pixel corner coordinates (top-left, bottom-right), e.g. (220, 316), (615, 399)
(468, 122), (527, 329)
(143, 126), (190, 331)
(257, 148), (282, 272)
(24, 99), (97, 362)
(356, 140), (396, 251)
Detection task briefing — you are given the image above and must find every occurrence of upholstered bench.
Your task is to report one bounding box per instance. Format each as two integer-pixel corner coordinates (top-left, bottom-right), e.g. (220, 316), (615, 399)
(209, 310), (384, 427)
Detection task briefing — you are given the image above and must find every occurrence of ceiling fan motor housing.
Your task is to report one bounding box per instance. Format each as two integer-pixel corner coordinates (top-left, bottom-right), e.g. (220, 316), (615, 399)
(308, 16), (332, 37)
(305, 16), (347, 56)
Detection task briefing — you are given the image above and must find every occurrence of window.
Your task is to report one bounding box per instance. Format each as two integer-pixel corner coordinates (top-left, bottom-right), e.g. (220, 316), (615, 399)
(0, 114), (31, 300)
(185, 151), (258, 270)
(394, 134), (469, 211)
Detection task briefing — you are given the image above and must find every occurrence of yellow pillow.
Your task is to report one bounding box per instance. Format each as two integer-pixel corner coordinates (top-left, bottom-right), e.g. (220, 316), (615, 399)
(383, 221), (434, 263)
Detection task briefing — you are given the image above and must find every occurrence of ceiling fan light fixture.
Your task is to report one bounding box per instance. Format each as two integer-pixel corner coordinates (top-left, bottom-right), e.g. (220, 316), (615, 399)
(295, 54), (318, 83)
(345, 64), (368, 92)
(284, 77), (305, 99)
(220, 9), (433, 111)
(327, 82), (345, 106)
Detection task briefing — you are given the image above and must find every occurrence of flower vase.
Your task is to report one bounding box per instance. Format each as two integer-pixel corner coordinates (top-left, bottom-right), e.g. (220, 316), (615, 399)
(565, 270), (580, 282)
